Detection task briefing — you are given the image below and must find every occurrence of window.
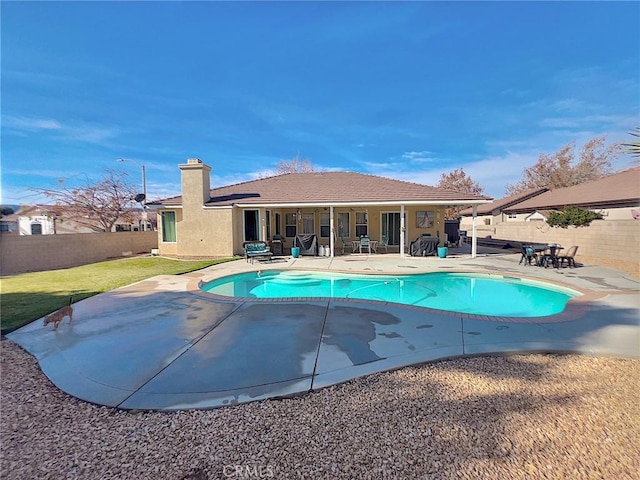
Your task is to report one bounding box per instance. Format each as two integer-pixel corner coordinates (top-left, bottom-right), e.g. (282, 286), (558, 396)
(285, 213), (296, 237)
(337, 212), (350, 238)
(31, 223), (42, 235)
(275, 213), (281, 236)
(302, 213), (314, 234)
(162, 211), (176, 242)
(355, 211), (368, 237)
(320, 213), (330, 238)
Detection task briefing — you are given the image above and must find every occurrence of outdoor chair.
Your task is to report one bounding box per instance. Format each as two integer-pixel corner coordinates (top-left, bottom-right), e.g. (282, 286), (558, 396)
(519, 245), (538, 266)
(339, 236), (356, 254)
(359, 235), (372, 254)
(377, 235), (389, 253)
(557, 245), (579, 268)
(540, 245), (560, 268)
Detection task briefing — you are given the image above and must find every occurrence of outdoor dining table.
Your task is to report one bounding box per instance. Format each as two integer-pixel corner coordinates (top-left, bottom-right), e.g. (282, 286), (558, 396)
(352, 239), (378, 253)
(535, 244), (563, 268)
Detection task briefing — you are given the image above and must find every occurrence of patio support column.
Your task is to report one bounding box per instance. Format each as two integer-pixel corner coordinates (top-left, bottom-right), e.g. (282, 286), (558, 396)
(260, 208), (267, 242)
(471, 205), (478, 258)
(329, 206), (335, 257)
(400, 204), (406, 257)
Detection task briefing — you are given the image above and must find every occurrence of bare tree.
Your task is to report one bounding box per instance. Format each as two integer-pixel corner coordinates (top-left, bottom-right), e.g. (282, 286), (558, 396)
(32, 169), (139, 232)
(436, 168), (485, 220)
(275, 153), (316, 174)
(506, 136), (620, 195)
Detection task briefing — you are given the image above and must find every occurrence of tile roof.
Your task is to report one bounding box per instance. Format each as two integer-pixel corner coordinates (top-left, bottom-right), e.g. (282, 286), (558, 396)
(504, 167), (640, 212)
(459, 187), (548, 216)
(154, 171), (493, 207)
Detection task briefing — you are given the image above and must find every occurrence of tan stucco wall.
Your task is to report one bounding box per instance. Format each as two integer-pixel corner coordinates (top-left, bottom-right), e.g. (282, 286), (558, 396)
(156, 207), (234, 258)
(259, 206), (447, 251)
(0, 232), (158, 275)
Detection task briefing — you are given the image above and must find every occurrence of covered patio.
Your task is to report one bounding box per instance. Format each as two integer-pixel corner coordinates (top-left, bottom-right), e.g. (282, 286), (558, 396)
(149, 159), (493, 259)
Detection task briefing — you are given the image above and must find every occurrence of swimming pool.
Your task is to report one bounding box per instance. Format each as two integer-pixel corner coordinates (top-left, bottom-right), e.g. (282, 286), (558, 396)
(200, 270), (580, 317)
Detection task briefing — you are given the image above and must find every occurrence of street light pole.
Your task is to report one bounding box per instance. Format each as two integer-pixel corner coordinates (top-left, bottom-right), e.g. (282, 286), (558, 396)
(117, 158), (148, 231)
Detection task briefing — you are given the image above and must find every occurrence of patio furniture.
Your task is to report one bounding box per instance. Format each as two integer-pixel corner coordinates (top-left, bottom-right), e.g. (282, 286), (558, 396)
(410, 236), (439, 256)
(377, 235), (389, 253)
(294, 234), (318, 256)
(519, 245), (538, 266)
(557, 245), (579, 268)
(243, 241), (273, 263)
(359, 235), (373, 254)
(540, 245), (562, 268)
(339, 236), (356, 254)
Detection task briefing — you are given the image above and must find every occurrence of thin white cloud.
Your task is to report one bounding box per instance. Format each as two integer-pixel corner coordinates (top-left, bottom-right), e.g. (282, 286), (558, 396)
(401, 150), (436, 163)
(67, 126), (119, 143)
(539, 118), (581, 129)
(4, 116), (119, 144)
(365, 149), (542, 199)
(4, 116), (63, 130)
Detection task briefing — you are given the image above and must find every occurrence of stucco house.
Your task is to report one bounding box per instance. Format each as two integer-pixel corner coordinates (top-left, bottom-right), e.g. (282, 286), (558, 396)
(459, 188), (549, 228)
(501, 166), (640, 220)
(460, 166), (640, 231)
(148, 158), (493, 258)
(1, 205), (156, 235)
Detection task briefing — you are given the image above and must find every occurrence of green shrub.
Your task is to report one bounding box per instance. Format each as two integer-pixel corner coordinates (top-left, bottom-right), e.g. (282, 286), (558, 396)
(547, 206), (603, 228)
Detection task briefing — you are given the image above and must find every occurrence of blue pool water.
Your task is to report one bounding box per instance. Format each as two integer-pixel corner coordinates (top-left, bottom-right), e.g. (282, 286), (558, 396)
(200, 270), (580, 317)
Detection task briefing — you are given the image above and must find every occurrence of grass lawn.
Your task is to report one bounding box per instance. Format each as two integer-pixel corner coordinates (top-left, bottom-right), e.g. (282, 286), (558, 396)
(0, 256), (237, 334)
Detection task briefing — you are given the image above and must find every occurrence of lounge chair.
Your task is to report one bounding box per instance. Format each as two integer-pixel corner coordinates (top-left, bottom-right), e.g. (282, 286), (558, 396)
(557, 246), (579, 268)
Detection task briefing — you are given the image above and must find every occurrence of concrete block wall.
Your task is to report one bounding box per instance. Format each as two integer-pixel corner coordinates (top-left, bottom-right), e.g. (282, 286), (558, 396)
(0, 232), (158, 276)
(490, 220), (639, 266)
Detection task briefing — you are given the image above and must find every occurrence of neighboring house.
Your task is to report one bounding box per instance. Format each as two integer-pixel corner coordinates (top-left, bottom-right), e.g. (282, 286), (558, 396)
(5, 204), (155, 235)
(148, 158), (493, 258)
(459, 187), (548, 227)
(502, 167), (640, 219)
(0, 213), (20, 235)
(114, 211), (157, 232)
(524, 210), (558, 222)
(460, 167), (640, 229)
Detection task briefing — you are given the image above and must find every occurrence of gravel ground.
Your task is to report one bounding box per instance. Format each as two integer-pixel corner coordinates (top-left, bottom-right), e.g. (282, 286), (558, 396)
(2, 339), (638, 480)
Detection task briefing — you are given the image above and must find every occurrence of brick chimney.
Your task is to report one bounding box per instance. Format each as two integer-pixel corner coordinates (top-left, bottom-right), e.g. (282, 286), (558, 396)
(179, 158), (211, 208)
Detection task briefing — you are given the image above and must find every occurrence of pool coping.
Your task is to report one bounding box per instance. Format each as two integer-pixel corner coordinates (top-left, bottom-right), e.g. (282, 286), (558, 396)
(187, 267), (607, 324)
(7, 252), (639, 411)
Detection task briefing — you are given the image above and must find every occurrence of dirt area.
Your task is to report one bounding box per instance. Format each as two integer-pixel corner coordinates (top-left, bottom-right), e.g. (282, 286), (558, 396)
(2, 339), (638, 480)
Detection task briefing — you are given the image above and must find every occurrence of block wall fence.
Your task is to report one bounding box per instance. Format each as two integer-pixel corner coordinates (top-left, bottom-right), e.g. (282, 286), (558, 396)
(461, 219), (639, 271)
(0, 232), (158, 276)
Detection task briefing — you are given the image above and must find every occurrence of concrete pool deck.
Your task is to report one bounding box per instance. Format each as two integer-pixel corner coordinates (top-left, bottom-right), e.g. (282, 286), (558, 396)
(7, 246), (640, 410)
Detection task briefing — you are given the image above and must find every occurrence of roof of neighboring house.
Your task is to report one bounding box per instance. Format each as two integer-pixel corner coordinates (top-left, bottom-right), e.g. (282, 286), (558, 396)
(503, 167), (640, 213)
(525, 209), (559, 218)
(459, 187), (548, 216)
(0, 213), (19, 223)
(16, 204), (65, 217)
(153, 171), (493, 207)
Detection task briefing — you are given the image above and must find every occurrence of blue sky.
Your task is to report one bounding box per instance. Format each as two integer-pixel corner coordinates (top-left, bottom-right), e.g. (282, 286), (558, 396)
(2, 1), (639, 205)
